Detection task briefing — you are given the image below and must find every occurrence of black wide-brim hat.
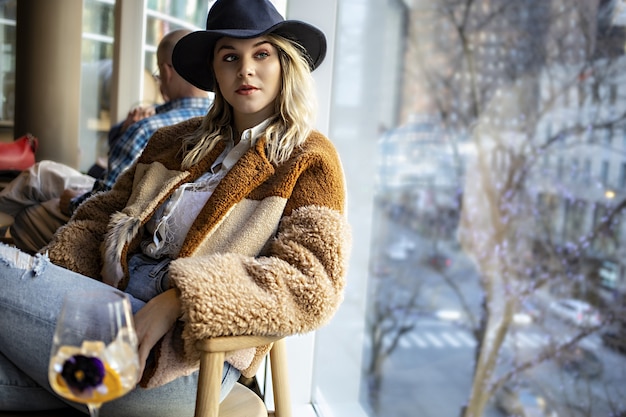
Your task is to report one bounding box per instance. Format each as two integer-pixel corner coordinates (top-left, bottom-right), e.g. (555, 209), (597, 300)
(172, 0), (327, 92)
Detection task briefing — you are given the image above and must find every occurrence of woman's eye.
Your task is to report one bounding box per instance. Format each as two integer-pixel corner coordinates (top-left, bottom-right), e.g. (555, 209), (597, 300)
(256, 51), (270, 59)
(223, 54), (238, 62)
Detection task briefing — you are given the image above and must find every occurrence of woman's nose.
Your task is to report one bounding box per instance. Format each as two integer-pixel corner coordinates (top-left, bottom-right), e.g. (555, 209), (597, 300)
(238, 58), (254, 78)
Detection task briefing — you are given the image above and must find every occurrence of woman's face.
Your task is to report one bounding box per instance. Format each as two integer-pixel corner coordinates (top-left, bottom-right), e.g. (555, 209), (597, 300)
(213, 36), (282, 129)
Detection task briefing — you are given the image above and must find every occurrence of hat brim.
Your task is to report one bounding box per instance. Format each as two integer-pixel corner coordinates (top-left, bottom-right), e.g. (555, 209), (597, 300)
(172, 21), (326, 92)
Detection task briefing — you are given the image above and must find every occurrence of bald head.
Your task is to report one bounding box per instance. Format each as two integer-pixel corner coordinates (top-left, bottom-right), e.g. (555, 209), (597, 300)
(157, 29), (191, 65)
(156, 30), (207, 101)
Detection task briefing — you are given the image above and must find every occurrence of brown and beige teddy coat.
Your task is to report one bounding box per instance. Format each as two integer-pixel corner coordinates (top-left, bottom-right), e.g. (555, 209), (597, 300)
(45, 117), (351, 388)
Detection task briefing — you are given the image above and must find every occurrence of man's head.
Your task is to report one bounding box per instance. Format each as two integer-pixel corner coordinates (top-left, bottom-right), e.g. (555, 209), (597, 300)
(155, 30), (208, 101)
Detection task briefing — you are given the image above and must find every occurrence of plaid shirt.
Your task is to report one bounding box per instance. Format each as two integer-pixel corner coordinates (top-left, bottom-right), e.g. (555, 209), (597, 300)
(70, 96), (212, 214)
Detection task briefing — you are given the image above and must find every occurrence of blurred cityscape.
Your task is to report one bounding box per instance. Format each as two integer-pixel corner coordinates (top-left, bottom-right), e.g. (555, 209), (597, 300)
(360, 0), (626, 416)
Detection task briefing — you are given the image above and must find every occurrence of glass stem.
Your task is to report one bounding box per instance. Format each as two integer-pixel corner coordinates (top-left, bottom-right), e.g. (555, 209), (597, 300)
(87, 403), (101, 417)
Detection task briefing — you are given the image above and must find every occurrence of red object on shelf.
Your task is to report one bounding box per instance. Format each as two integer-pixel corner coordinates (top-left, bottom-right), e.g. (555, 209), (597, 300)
(0, 133), (38, 171)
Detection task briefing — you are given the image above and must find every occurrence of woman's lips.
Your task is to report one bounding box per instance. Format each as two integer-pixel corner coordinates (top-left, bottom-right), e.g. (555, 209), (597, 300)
(236, 85), (258, 95)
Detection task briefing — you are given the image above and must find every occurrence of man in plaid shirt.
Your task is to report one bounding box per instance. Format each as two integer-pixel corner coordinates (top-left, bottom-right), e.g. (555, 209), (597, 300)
(69, 95), (212, 213)
(0, 30), (212, 253)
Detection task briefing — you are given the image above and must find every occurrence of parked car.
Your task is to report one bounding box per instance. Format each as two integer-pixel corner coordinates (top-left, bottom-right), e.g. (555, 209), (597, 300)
(548, 299), (601, 328)
(556, 345), (603, 378)
(494, 381), (558, 417)
(514, 299), (543, 325)
(513, 311), (534, 325)
(386, 242), (409, 261)
(385, 237), (416, 261)
(521, 300), (543, 322)
(601, 329), (626, 354)
(423, 252), (452, 270)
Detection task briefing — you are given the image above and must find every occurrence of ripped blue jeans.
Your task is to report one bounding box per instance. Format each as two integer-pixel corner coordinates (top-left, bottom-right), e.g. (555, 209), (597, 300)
(0, 244), (240, 416)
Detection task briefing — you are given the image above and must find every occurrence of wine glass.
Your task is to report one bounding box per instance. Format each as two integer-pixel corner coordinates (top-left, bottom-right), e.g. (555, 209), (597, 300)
(48, 289), (140, 417)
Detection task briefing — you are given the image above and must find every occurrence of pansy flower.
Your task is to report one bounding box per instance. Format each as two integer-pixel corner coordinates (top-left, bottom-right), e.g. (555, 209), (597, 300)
(60, 355), (106, 396)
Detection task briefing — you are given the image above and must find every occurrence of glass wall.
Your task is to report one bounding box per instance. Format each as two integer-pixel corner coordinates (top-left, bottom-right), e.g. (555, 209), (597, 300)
(79, 0), (208, 172)
(80, 0), (115, 171)
(0, 0), (15, 126)
(315, 1), (626, 417)
(145, 0), (210, 76)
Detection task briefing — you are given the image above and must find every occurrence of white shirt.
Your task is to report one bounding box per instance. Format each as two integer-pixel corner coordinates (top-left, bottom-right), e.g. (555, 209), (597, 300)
(142, 120), (270, 258)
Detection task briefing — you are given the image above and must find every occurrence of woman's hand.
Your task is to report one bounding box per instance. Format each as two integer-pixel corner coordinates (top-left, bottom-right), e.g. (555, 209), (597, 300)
(133, 288), (182, 380)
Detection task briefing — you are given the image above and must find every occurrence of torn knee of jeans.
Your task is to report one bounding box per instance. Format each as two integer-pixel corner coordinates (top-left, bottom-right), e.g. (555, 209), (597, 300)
(0, 243), (49, 276)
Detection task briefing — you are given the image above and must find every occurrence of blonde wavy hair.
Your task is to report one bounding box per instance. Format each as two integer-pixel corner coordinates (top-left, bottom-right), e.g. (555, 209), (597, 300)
(181, 34), (318, 168)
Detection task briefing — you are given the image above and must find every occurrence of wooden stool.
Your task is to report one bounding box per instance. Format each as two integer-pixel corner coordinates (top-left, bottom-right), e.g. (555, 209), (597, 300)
(0, 212), (13, 244)
(195, 335), (292, 417)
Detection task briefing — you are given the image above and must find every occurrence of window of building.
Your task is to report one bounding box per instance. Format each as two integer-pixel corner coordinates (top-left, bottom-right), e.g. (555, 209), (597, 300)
(601, 159), (610, 184)
(605, 127), (613, 145)
(610, 82), (618, 104)
(578, 81), (587, 106)
(571, 157), (579, 180)
(584, 157), (592, 184)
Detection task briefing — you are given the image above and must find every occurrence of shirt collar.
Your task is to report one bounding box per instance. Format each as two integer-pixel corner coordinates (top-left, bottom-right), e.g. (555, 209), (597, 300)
(243, 118), (271, 145)
(211, 118), (271, 173)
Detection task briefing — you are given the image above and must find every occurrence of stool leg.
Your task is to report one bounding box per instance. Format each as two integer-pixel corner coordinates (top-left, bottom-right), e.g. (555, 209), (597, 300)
(195, 350), (225, 417)
(269, 339), (291, 417)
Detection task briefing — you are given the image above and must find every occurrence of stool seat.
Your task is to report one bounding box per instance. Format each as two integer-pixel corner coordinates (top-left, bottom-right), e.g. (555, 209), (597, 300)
(219, 382), (267, 417)
(0, 212), (13, 229)
(0, 212), (14, 244)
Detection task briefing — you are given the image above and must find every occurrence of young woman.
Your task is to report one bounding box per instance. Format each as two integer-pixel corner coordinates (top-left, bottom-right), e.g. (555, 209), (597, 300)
(0, 0), (350, 416)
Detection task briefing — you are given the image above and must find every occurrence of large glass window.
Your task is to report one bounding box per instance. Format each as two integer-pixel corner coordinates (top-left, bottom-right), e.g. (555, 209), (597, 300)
(78, 0), (208, 172)
(145, 0), (209, 76)
(80, 0), (115, 172)
(0, 0), (16, 127)
(315, 1), (626, 416)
